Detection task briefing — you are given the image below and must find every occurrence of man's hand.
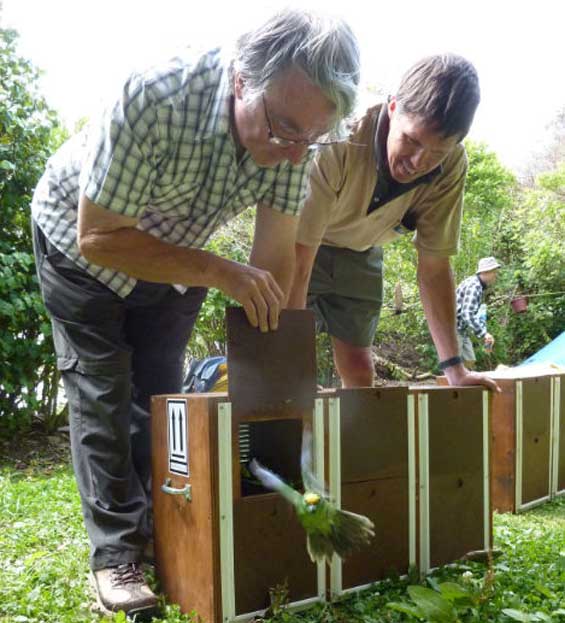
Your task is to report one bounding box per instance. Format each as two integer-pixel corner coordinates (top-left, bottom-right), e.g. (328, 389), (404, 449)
(444, 363), (500, 392)
(216, 261), (284, 332)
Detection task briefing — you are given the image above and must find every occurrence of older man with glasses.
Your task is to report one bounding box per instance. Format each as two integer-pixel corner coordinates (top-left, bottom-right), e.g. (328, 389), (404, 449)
(30, 8), (360, 617)
(261, 94), (345, 150)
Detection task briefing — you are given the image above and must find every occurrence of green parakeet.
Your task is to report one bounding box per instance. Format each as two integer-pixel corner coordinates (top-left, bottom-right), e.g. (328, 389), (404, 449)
(249, 429), (375, 564)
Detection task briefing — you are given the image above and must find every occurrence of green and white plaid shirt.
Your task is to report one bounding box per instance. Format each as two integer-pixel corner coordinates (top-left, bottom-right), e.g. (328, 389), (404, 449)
(32, 47), (313, 297)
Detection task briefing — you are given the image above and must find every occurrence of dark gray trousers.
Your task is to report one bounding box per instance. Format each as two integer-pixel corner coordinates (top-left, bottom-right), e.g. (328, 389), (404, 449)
(32, 221), (207, 570)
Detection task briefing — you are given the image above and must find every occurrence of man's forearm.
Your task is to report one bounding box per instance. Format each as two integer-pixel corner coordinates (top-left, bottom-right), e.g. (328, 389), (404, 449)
(287, 242), (319, 309)
(79, 226), (231, 289)
(418, 262), (460, 361)
(250, 247), (296, 305)
(287, 274), (309, 309)
(416, 254), (500, 392)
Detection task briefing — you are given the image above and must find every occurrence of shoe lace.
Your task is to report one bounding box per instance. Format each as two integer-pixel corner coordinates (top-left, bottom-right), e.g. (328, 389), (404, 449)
(111, 563), (145, 587)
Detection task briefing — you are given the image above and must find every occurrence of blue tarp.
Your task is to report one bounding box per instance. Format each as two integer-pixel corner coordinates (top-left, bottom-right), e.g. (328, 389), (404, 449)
(522, 330), (565, 367)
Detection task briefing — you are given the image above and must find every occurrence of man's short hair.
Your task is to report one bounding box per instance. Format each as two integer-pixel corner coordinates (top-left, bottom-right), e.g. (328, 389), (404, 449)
(396, 53), (480, 140)
(233, 8), (361, 133)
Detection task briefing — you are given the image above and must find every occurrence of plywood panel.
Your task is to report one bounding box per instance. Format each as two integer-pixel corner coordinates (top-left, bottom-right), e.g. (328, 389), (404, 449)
(226, 308), (316, 419)
(233, 494), (318, 614)
(337, 387), (409, 483)
(521, 377), (552, 504)
(426, 388), (487, 567)
(341, 479), (410, 588)
(152, 394), (221, 622)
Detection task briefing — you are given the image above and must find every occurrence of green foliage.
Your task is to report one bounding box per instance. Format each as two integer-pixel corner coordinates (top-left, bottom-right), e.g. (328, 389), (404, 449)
(494, 162), (565, 362)
(0, 29), (67, 434)
(452, 141), (517, 279)
(379, 141), (564, 373)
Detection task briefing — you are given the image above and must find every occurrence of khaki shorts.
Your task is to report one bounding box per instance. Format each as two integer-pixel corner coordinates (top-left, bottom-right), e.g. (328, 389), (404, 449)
(307, 245), (383, 347)
(457, 332), (476, 362)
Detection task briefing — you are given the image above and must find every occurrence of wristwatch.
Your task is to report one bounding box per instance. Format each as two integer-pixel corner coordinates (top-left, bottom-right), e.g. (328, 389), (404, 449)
(438, 356), (463, 371)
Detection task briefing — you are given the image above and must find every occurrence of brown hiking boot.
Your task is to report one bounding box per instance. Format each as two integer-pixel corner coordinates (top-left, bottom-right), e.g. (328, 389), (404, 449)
(91, 562), (159, 617)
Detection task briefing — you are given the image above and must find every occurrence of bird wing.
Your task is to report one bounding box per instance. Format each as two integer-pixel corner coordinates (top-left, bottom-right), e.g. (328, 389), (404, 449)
(249, 459), (302, 507)
(329, 509), (375, 559)
(300, 427), (327, 494)
(305, 504), (375, 563)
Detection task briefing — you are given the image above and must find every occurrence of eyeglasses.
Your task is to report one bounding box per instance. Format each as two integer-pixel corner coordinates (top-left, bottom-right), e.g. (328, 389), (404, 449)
(261, 94), (344, 149)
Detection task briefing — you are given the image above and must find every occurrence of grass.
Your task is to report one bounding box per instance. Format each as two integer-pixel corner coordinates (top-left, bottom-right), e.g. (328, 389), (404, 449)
(1, 438), (564, 623)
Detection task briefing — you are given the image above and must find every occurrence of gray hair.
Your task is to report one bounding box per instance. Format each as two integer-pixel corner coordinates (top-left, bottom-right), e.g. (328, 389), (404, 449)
(396, 53), (480, 140)
(232, 8), (361, 130)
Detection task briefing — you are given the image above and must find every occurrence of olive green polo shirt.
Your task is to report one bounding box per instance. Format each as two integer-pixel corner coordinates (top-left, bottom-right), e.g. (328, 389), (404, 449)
(296, 103), (467, 256)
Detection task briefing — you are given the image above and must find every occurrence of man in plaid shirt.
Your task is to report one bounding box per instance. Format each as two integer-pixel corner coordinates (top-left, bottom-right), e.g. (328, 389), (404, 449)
(31, 9), (360, 616)
(456, 256), (501, 367)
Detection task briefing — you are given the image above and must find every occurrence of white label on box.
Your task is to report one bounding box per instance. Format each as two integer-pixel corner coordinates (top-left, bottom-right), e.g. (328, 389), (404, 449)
(167, 399), (189, 476)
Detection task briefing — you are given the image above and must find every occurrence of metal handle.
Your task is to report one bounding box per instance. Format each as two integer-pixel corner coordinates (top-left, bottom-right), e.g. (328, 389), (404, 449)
(161, 478), (192, 502)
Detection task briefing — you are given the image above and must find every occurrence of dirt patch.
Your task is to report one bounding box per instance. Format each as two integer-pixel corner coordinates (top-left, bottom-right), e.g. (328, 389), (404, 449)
(0, 428), (71, 473)
(375, 332), (430, 372)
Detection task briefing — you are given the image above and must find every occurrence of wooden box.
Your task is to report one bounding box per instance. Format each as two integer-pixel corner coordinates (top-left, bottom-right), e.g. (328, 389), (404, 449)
(151, 394), (325, 623)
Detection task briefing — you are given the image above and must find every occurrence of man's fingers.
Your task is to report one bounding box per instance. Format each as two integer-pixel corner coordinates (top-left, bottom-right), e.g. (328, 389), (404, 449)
(227, 265), (284, 331)
(269, 275), (285, 304)
(466, 373), (501, 393)
(242, 300), (259, 329)
(253, 290), (270, 333)
(252, 272), (284, 332)
(480, 375), (501, 393)
(264, 276), (283, 331)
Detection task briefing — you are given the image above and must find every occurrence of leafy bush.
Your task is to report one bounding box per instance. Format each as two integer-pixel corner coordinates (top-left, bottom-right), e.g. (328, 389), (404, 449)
(0, 29), (66, 434)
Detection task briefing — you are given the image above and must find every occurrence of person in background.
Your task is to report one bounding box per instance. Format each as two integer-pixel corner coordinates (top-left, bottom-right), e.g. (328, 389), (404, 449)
(456, 256), (501, 368)
(288, 53), (498, 392)
(31, 9), (360, 616)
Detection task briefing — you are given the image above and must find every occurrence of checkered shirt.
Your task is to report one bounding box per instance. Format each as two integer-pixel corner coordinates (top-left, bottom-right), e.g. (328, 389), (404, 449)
(31, 47), (313, 297)
(456, 274), (487, 338)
